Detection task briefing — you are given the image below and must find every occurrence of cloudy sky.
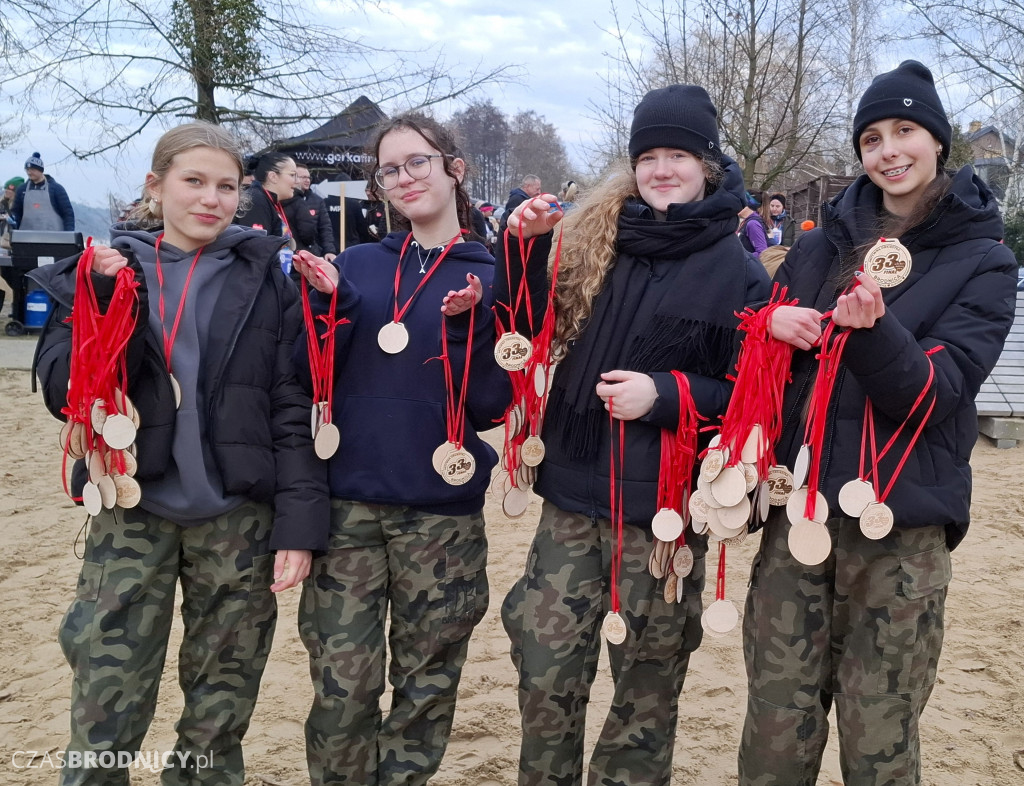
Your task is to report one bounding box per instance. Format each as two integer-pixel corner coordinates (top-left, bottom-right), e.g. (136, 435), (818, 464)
(5, 0), (633, 207)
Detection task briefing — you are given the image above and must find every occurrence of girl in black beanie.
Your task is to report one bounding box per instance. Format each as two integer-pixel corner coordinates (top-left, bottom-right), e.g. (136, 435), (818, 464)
(497, 84), (770, 785)
(738, 60), (1017, 785)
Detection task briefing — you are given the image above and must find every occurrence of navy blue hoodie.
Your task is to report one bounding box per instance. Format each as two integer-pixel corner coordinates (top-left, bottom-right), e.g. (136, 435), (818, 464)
(297, 232), (511, 514)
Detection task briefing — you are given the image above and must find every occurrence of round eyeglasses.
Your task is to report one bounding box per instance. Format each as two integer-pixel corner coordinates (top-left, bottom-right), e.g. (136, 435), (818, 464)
(374, 154), (448, 190)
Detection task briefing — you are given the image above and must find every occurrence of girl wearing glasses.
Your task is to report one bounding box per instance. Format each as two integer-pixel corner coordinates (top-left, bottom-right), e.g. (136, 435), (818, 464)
(497, 85), (770, 785)
(292, 114), (510, 785)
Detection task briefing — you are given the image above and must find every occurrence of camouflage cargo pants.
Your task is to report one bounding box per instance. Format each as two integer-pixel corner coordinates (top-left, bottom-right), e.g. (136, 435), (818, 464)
(739, 509), (951, 785)
(58, 502), (277, 786)
(501, 501), (707, 786)
(299, 499), (489, 785)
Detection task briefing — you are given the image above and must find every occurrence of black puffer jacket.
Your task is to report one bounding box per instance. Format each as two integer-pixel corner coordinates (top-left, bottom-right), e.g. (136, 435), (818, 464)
(29, 232), (330, 552)
(772, 167), (1017, 549)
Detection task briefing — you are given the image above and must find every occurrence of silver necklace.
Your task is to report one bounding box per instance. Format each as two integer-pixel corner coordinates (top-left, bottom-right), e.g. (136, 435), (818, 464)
(412, 241), (441, 274)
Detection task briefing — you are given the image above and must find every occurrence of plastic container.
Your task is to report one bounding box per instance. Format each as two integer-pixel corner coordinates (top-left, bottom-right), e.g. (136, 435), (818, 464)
(24, 289), (53, 331)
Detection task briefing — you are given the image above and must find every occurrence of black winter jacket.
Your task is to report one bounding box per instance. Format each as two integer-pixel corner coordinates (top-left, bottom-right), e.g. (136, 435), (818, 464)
(29, 232), (330, 552)
(283, 188), (337, 256)
(235, 183), (286, 237)
(772, 167), (1017, 549)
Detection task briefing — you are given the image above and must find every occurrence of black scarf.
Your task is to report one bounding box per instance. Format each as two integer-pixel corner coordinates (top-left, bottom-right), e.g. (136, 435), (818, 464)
(546, 190), (747, 460)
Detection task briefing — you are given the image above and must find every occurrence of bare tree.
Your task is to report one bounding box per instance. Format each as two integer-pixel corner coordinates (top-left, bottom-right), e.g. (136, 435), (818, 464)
(13, 0), (515, 159)
(451, 100), (511, 204)
(508, 110), (573, 199)
(906, 0), (1024, 208)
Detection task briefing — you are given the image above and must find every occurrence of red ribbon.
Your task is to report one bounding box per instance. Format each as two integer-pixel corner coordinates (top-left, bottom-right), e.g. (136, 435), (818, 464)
(439, 304), (476, 449)
(608, 404), (625, 615)
(154, 234), (204, 376)
(391, 232), (461, 325)
(300, 279), (349, 422)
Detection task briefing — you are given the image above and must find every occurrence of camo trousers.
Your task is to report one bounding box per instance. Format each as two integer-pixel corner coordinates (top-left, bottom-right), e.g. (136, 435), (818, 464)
(501, 501), (707, 786)
(739, 509), (951, 785)
(58, 502), (277, 786)
(299, 499), (489, 785)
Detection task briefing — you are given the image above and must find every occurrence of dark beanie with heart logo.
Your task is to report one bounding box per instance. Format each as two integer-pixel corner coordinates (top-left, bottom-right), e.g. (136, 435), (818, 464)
(852, 60), (951, 163)
(628, 85), (722, 162)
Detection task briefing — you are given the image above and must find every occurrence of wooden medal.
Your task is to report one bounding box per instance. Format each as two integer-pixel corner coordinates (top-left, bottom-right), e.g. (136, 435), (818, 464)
(432, 441), (457, 475)
(710, 466), (747, 508)
(377, 321), (410, 354)
(113, 474), (142, 508)
(697, 475), (723, 509)
(792, 445), (811, 489)
(673, 544), (694, 578)
(716, 496), (751, 531)
(652, 508), (685, 542)
(663, 572), (678, 604)
(839, 478), (876, 518)
(502, 486), (530, 518)
(169, 373), (183, 409)
(102, 414), (137, 451)
(506, 404), (523, 437)
(87, 451), (105, 484)
(90, 399), (107, 435)
(113, 390), (139, 428)
(703, 599), (738, 634)
(533, 365), (548, 398)
(676, 570), (685, 603)
(687, 489), (710, 523)
(82, 481), (103, 517)
(648, 545), (664, 579)
(602, 611), (628, 645)
(314, 422), (341, 460)
(758, 480), (772, 522)
(441, 448), (476, 486)
(106, 449), (138, 478)
(863, 238), (912, 288)
(766, 465), (796, 506)
(700, 449), (725, 483)
(494, 331), (532, 371)
(742, 462), (758, 494)
(786, 486), (829, 526)
(520, 435), (546, 467)
(859, 501), (894, 540)
(741, 424), (765, 464)
(788, 519), (833, 566)
(97, 473), (117, 509)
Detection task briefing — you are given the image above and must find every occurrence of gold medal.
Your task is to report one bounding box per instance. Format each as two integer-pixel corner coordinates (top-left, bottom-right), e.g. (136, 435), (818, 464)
(601, 611), (628, 645)
(520, 435), (546, 467)
(494, 332), (533, 371)
(377, 321), (410, 354)
(838, 478), (876, 518)
(788, 519), (832, 565)
(702, 599), (738, 634)
(863, 238), (912, 288)
(441, 448), (475, 486)
(651, 508), (684, 542)
(859, 501), (894, 540)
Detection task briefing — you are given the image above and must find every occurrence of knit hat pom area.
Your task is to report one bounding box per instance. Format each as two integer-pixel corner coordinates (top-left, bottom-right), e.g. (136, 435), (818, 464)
(24, 152), (44, 171)
(629, 85), (722, 161)
(852, 60), (951, 163)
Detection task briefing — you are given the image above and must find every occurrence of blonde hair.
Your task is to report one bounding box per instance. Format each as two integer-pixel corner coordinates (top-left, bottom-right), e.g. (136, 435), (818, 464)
(127, 122), (248, 227)
(549, 155), (723, 354)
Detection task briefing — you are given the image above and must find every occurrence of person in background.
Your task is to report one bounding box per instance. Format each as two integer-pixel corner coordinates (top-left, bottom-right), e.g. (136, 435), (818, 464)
(737, 191), (768, 258)
(766, 193), (795, 246)
(738, 60), (1018, 786)
(283, 165), (337, 262)
(11, 152), (75, 231)
(499, 174), (541, 233)
(559, 179), (579, 211)
(0, 176), (24, 316)
(234, 152), (297, 239)
(361, 184), (389, 241)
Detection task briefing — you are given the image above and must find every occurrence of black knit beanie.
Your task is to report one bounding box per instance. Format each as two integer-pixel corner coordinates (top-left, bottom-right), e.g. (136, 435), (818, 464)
(852, 60), (951, 163)
(629, 85), (722, 161)
(770, 193), (786, 209)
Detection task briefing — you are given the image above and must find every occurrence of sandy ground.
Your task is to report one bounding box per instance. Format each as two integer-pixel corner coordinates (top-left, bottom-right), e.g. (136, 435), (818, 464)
(1, 365), (1022, 785)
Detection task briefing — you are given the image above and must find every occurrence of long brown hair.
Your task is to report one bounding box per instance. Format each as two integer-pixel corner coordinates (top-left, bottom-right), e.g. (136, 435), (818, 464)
(550, 153), (724, 355)
(365, 113), (478, 240)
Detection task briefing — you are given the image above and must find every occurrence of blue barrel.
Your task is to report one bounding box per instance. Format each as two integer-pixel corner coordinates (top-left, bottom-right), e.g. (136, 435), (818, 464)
(24, 289), (53, 330)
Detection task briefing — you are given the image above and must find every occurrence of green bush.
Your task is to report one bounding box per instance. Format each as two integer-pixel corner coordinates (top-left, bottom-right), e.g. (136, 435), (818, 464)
(1003, 210), (1024, 265)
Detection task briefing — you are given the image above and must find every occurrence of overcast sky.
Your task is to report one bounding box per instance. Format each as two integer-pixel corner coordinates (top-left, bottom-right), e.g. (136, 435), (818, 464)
(4, 0), (631, 208)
